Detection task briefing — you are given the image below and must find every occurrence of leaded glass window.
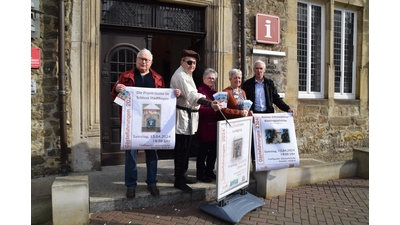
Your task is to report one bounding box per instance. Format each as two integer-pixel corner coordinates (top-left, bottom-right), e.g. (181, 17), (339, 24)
(297, 2), (324, 98)
(334, 9), (356, 99)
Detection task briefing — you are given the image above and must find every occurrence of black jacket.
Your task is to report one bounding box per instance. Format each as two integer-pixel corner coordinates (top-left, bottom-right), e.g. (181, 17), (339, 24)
(242, 76), (291, 113)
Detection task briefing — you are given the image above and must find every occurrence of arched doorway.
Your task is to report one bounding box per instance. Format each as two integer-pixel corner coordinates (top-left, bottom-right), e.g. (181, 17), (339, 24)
(99, 0), (206, 165)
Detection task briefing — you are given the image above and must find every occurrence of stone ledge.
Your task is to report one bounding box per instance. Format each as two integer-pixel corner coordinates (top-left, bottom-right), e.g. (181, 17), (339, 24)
(252, 160), (358, 198)
(353, 147), (369, 179)
(286, 160), (358, 188)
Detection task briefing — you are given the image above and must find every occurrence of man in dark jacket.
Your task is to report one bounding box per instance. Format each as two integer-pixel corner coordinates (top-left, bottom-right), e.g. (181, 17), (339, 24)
(242, 59), (294, 160)
(242, 59), (294, 115)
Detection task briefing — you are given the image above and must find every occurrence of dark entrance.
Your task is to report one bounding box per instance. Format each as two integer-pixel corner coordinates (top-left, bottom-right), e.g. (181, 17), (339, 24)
(100, 0), (206, 166)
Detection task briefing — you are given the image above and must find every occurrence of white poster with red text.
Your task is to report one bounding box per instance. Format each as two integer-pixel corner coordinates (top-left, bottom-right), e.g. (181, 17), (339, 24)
(216, 117), (253, 201)
(120, 87), (176, 150)
(252, 113), (300, 171)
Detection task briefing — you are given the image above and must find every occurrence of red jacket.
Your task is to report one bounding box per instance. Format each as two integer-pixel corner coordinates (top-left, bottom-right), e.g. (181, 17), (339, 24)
(110, 68), (165, 120)
(110, 68), (165, 100)
(220, 87), (248, 119)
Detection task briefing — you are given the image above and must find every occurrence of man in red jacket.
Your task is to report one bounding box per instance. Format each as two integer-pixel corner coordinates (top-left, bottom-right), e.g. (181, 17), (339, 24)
(111, 48), (180, 198)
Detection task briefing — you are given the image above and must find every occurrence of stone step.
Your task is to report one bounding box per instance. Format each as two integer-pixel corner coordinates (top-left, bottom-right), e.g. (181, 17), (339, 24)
(32, 152), (367, 225)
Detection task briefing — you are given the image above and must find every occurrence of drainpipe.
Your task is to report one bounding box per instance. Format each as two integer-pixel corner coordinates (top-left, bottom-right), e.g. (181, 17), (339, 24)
(58, 0), (68, 176)
(240, 0), (246, 79)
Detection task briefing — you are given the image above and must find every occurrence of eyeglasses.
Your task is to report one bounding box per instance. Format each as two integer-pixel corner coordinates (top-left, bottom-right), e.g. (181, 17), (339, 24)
(137, 57), (151, 63)
(184, 60), (196, 66)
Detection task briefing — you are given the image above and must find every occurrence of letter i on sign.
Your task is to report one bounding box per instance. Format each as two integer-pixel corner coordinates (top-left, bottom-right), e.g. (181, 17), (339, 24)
(265, 20), (272, 38)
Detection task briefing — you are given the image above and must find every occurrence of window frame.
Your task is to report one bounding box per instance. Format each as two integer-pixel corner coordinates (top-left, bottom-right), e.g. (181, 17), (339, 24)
(333, 7), (357, 99)
(297, 1), (325, 99)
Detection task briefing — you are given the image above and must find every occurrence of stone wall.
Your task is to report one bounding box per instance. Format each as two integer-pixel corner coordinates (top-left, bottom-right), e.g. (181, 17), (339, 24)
(241, 0), (369, 155)
(295, 100), (368, 154)
(31, 0), (369, 177)
(31, 0), (72, 177)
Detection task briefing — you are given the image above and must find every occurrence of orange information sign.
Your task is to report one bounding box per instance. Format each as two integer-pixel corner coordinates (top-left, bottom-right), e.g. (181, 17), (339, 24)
(255, 14), (280, 44)
(31, 48), (41, 69)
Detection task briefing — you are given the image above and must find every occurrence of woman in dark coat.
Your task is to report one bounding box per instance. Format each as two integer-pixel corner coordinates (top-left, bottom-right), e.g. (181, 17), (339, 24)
(196, 68), (222, 183)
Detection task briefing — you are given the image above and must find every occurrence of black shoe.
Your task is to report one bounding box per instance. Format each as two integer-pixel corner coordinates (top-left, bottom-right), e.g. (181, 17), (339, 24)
(148, 186), (160, 196)
(183, 174), (198, 184)
(174, 180), (193, 192)
(197, 176), (212, 183)
(126, 188), (135, 198)
(206, 172), (216, 180)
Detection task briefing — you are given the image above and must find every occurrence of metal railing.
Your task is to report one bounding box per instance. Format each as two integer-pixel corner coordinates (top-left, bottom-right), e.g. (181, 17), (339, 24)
(101, 0), (205, 33)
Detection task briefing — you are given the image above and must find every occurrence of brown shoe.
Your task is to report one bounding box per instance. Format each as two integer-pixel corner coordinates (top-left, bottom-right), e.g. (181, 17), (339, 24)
(148, 186), (160, 196)
(126, 188), (135, 198)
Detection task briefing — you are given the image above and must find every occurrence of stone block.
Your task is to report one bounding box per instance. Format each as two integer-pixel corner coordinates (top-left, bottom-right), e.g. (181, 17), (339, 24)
(252, 168), (287, 198)
(52, 175), (89, 225)
(353, 147), (369, 179)
(31, 197), (52, 225)
(329, 117), (351, 126)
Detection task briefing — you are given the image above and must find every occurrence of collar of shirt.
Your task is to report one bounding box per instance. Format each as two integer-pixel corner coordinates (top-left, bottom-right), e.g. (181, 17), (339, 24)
(254, 77), (264, 84)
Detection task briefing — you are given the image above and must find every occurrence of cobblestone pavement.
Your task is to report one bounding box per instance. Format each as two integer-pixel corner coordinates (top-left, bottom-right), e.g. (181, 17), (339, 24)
(89, 178), (369, 225)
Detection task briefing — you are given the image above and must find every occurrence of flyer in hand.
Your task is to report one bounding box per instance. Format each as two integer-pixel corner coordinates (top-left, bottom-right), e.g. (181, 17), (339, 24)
(243, 100), (253, 111)
(213, 92), (228, 108)
(114, 89), (130, 106)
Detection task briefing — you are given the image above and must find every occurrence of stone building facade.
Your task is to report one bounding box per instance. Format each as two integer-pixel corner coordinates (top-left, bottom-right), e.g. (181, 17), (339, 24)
(31, 0), (369, 176)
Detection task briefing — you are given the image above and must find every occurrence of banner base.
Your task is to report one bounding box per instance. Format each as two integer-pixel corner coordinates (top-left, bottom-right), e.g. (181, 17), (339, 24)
(199, 191), (265, 224)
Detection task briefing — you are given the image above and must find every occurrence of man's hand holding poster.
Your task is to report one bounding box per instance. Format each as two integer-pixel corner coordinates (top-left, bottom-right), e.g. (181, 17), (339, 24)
(252, 113), (300, 171)
(120, 87), (176, 150)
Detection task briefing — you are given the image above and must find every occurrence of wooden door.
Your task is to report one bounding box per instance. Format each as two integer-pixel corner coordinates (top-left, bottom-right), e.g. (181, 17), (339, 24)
(100, 31), (150, 166)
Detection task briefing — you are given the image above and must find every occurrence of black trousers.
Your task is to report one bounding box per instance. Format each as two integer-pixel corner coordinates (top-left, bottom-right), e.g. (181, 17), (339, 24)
(196, 141), (217, 177)
(251, 134), (255, 161)
(174, 134), (192, 179)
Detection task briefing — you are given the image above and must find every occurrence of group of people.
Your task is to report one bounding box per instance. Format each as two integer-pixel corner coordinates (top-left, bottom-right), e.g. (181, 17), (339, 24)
(111, 48), (294, 198)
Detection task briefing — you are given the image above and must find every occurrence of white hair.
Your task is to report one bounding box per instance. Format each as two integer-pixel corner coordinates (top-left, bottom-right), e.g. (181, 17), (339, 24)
(137, 48), (153, 61)
(253, 59), (266, 68)
(203, 68), (218, 78)
(228, 68), (242, 78)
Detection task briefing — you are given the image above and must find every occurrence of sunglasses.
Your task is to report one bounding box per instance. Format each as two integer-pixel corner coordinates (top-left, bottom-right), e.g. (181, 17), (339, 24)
(184, 60), (196, 66)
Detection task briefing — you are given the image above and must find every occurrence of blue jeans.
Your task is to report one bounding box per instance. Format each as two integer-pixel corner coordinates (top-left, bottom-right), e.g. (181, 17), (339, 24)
(125, 150), (158, 189)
